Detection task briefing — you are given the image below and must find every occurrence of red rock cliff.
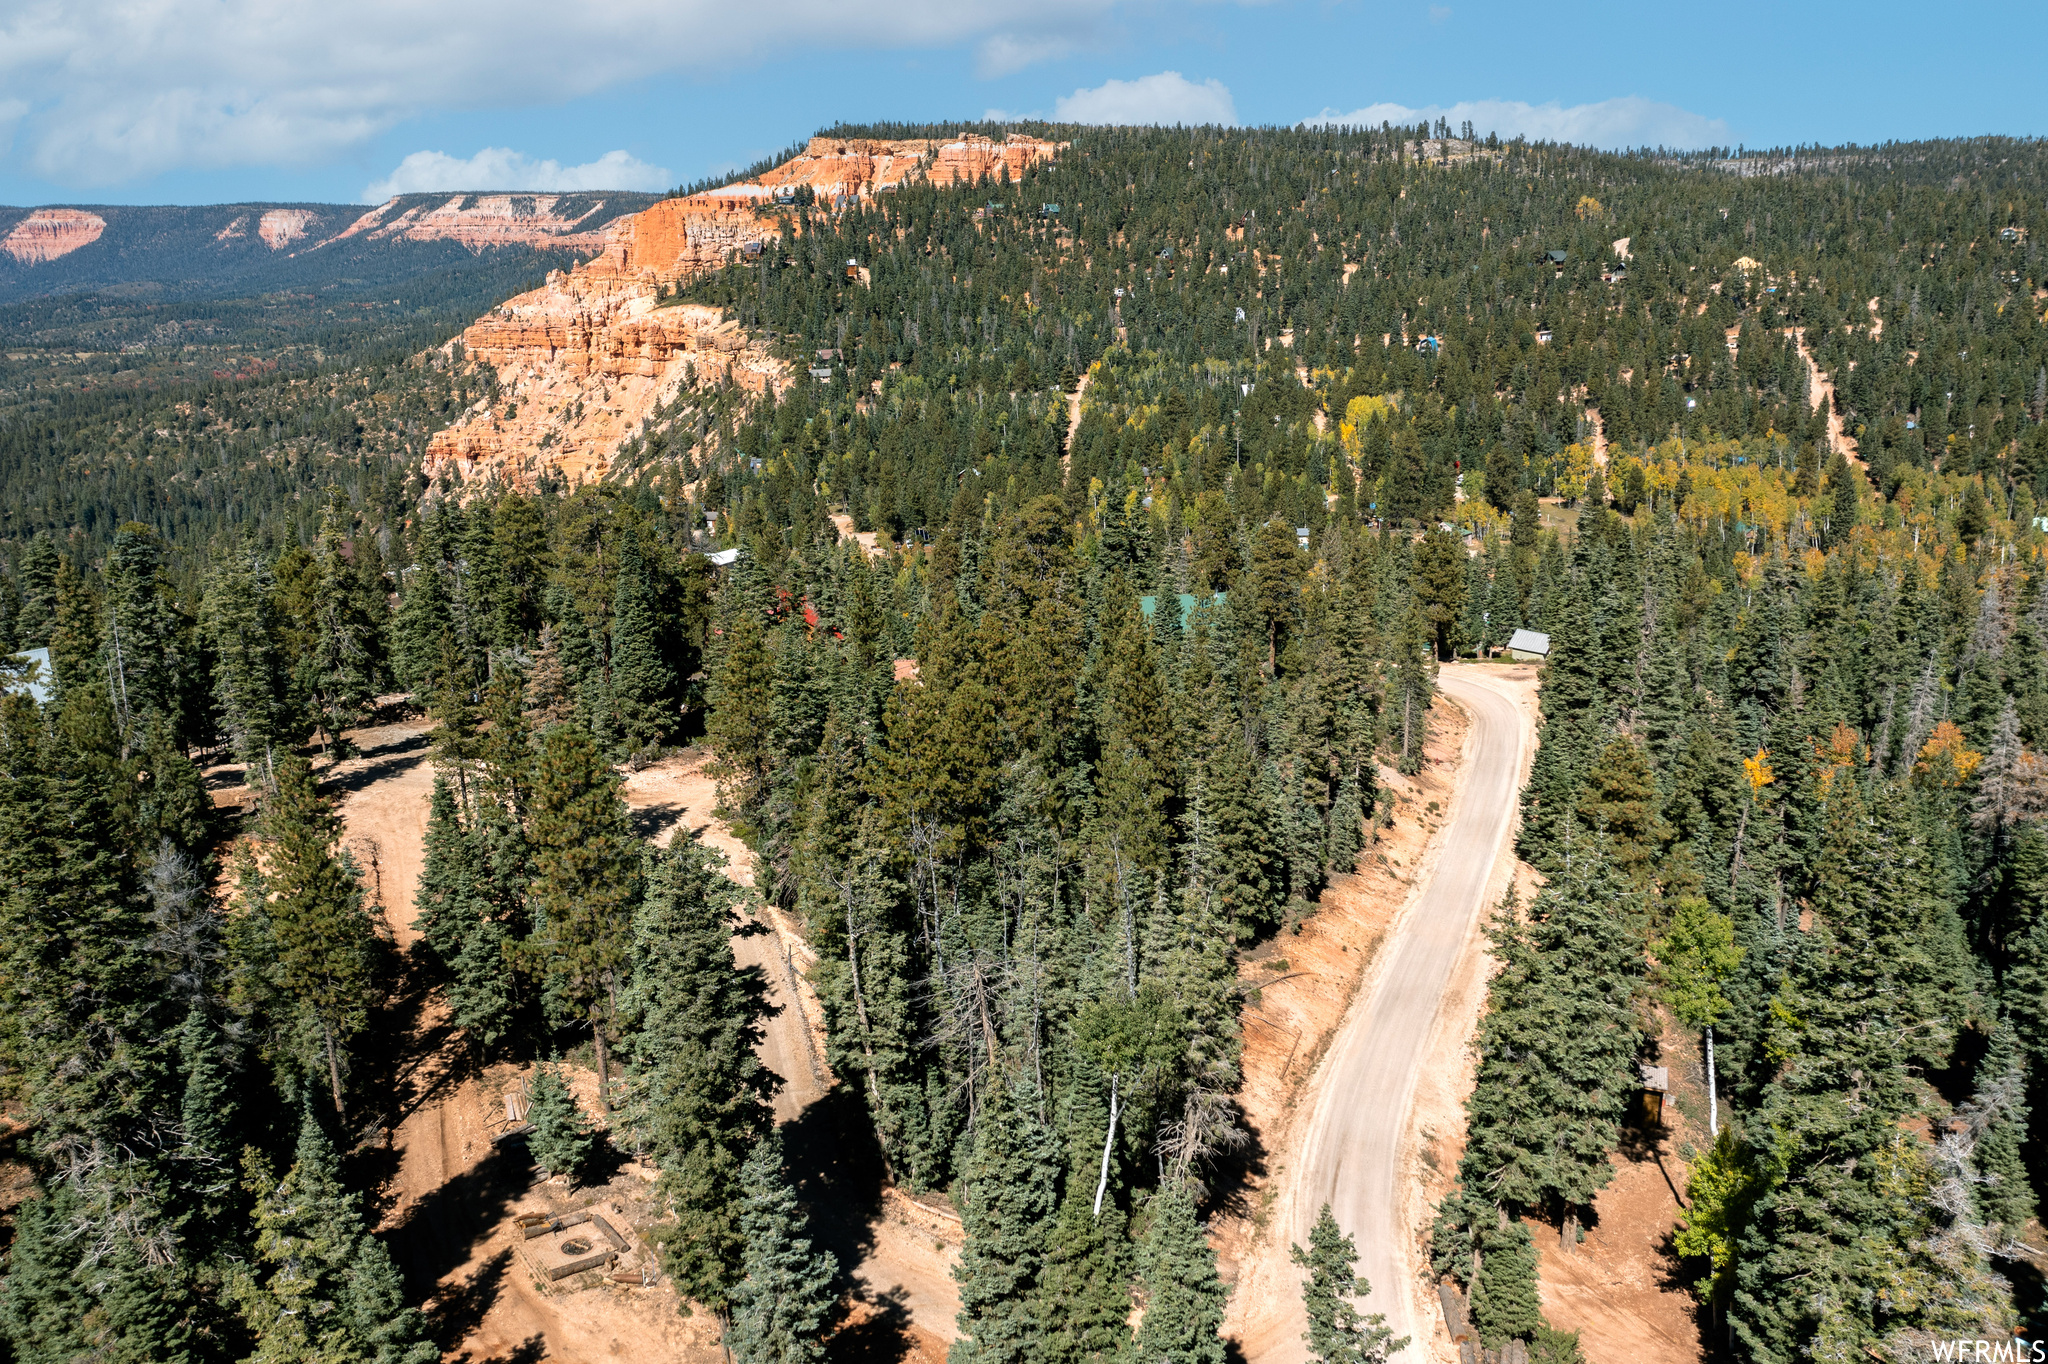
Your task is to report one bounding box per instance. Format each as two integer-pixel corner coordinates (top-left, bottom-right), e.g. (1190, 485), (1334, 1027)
(422, 133), (1063, 489)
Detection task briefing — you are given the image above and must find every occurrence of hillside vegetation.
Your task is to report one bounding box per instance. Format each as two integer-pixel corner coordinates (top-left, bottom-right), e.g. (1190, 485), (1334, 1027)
(2, 123), (2047, 1362)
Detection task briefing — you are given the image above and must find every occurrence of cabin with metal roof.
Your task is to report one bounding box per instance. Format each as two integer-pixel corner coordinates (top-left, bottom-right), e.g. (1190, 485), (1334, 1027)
(1507, 628), (1551, 661)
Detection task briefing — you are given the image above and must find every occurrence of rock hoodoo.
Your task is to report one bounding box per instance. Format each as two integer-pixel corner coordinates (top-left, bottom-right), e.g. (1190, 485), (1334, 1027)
(2, 208), (108, 264)
(423, 133), (1062, 489)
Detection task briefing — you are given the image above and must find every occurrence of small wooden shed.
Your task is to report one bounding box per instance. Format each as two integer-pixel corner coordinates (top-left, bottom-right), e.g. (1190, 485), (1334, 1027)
(1640, 1063), (1670, 1125)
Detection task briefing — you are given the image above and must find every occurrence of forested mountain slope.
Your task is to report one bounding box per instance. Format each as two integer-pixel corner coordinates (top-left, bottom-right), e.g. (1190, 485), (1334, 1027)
(0, 123), (2045, 1364)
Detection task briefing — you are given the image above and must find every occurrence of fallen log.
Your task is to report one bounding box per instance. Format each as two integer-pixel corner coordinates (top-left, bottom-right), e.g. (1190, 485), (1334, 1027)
(545, 1249), (618, 1282)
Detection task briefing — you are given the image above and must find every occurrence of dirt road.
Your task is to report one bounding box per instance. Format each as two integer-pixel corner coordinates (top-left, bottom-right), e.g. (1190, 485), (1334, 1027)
(1289, 667), (1536, 1358)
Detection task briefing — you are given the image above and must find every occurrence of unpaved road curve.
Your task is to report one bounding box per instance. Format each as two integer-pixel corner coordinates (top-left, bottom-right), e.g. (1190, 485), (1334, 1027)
(1291, 667), (1535, 1357)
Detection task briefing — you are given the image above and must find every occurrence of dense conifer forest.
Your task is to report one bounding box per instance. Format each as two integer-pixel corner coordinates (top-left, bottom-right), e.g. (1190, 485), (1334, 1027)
(3, 121), (2047, 1362)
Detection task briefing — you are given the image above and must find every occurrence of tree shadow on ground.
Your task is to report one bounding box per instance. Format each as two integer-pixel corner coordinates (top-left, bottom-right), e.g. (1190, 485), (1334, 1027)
(349, 942), (484, 1220)
(826, 1286), (918, 1364)
(387, 1141), (535, 1304)
(783, 1081), (912, 1357)
(426, 1246), (513, 1353)
(319, 728), (430, 800)
(1198, 1097), (1271, 1226)
(628, 800), (684, 843)
(455, 1334), (546, 1364)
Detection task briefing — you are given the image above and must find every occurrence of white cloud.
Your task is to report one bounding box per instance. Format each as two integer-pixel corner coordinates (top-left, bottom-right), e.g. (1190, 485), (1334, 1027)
(977, 32), (1079, 79)
(362, 147), (671, 201)
(1055, 71), (1237, 127)
(0, 0), (1145, 186)
(1308, 96), (1729, 150)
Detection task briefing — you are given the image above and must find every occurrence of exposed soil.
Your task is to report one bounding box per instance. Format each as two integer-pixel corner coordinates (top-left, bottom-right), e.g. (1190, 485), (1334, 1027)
(1530, 1115), (1702, 1364)
(1220, 688), (1478, 1363)
(1789, 326), (1863, 466)
(332, 727), (955, 1363)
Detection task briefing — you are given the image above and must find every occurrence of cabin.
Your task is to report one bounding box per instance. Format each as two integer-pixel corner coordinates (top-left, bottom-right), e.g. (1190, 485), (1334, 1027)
(1535, 326), (1553, 345)
(1544, 249), (1568, 265)
(1041, 203), (1061, 216)
(844, 259), (859, 280)
(704, 548), (742, 569)
(1295, 526), (1312, 548)
(1506, 628), (1550, 662)
(808, 367), (833, 381)
(815, 348), (839, 361)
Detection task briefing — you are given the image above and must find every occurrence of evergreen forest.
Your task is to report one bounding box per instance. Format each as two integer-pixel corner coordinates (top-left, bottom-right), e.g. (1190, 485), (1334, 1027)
(3, 119), (2048, 1362)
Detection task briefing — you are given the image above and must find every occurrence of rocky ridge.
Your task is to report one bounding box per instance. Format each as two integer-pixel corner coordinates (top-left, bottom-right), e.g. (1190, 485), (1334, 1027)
(332, 194), (619, 253)
(423, 133), (1062, 490)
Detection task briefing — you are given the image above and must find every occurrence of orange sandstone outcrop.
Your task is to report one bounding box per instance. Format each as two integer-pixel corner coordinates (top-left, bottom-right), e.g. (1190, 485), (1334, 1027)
(754, 133), (1062, 200)
(2, 208), (107, 264)
(425, 285), (781, 489)
(421, 133), (1062, 488)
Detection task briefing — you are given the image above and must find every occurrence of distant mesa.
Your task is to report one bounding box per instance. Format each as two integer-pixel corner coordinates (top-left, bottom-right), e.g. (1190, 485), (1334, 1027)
(332, 194), (617, 253)
(2, 208), (108, 265)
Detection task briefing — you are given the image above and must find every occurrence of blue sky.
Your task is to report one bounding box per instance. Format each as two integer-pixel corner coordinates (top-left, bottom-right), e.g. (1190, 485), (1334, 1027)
(0, 0), (2040, 207)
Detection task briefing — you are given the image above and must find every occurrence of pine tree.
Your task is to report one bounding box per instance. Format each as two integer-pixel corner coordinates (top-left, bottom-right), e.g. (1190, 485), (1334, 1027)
(175, 999), (241, 1225)
(1037, 1181), (1132, 1364)
(952, 1078), (1063, 1364)
(1468, 1219), (1542, 1348)
(0, 1185), (90, 1364)
(1456, 852), (1645, 1245)
(1730, 782), (1983, 1360)
(1390, 601), (1435, 774)
(233, 1108), (436, 1364)
(524, 723), (640, 1107)
(100, 522), (187, 757)
(1572, 736), (1665, 890)
(525, 623), (576, 728)
(262, 755), (376, 1117)
(619, 837), (778, 1310)
(707, 585), (777, 833)
(411, 774), (514, 1044)
(1191, 723), (1275, 942)
(727, 1131), (838, 1364)
(609, 532), (676, 753)
(1412, 526), (1468, 660)
(391, 545), (454, 697)
(304, 496), (387, 750)
(1132, 1181), (1227, 1364)
(525, 1062), (597, 1182)
(1291, 1204), (1405, 1364)
(1959, 1021), (2035, 1238)
(201, 551), (295, 792)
